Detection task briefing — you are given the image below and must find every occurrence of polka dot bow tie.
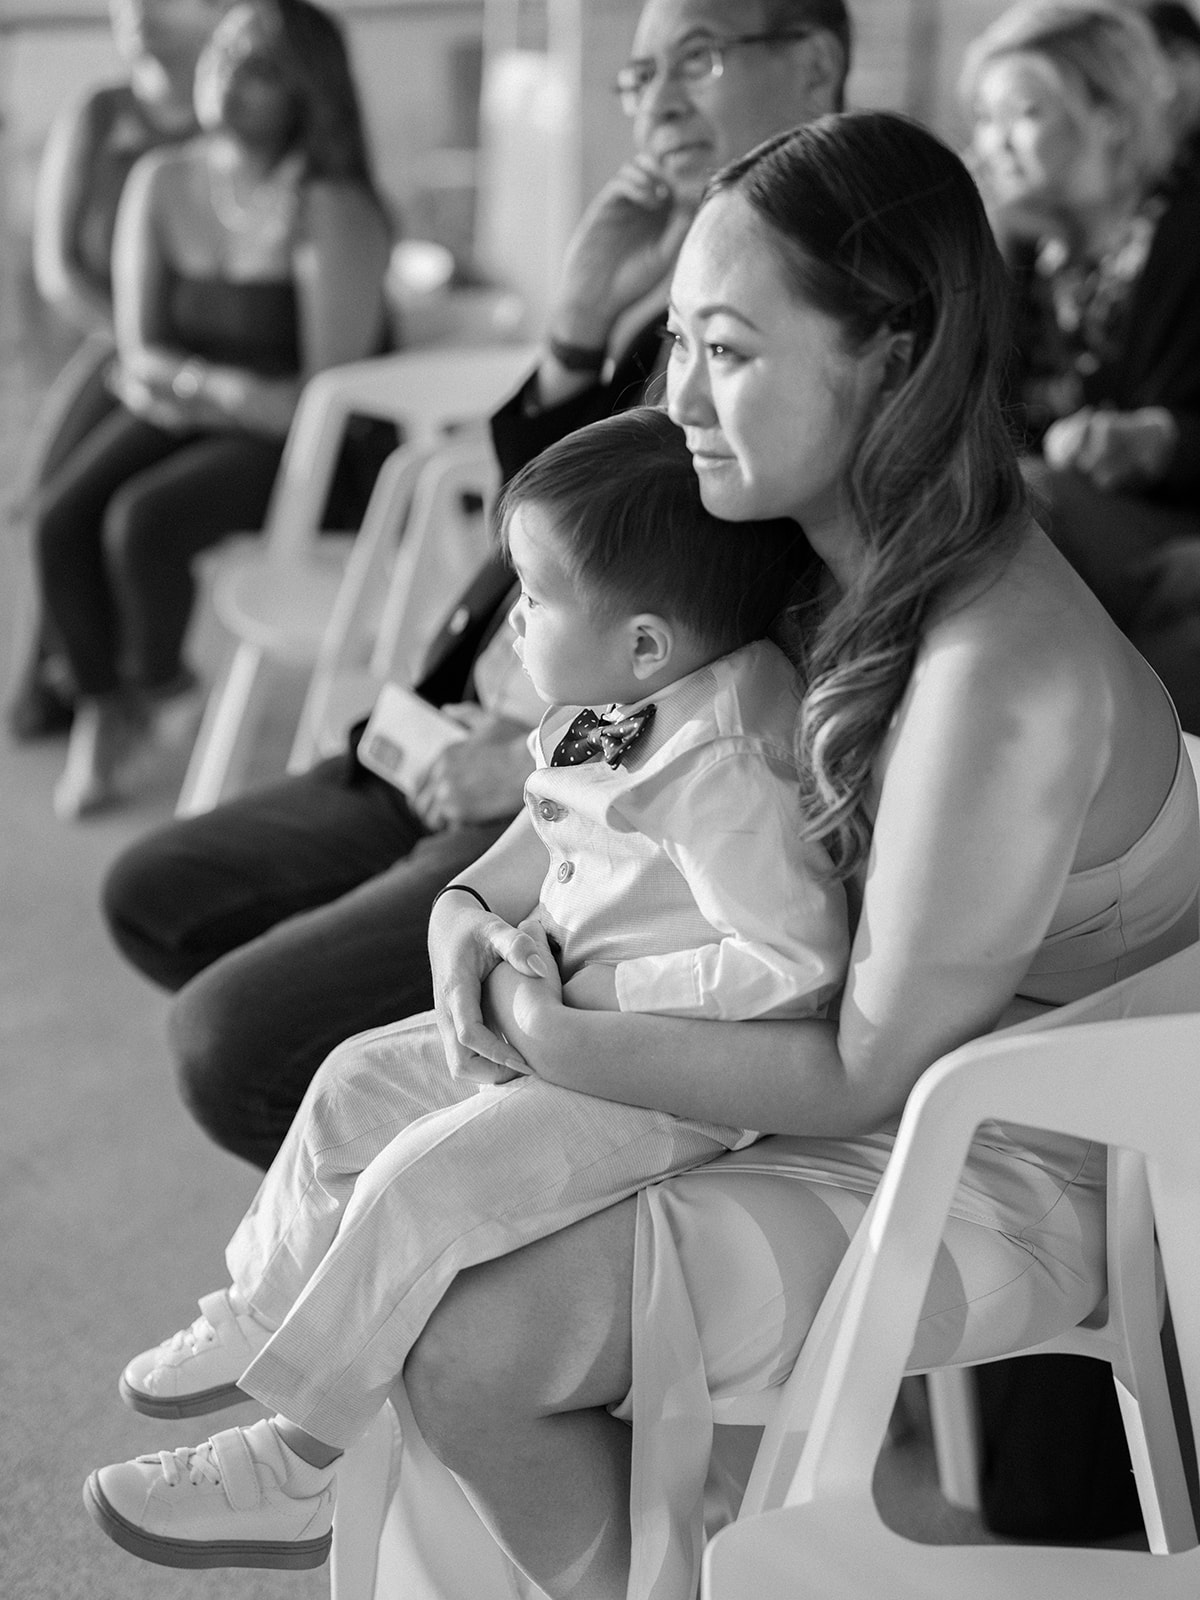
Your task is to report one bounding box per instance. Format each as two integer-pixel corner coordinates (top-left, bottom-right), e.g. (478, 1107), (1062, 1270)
(550, 704), (656, 769)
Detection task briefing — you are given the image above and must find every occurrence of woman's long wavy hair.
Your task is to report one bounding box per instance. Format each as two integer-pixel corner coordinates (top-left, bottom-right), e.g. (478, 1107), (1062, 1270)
(705, 111), (1026, 878)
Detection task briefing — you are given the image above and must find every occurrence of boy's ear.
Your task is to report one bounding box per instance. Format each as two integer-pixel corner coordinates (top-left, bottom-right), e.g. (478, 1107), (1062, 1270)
(630, 615), (673, 680)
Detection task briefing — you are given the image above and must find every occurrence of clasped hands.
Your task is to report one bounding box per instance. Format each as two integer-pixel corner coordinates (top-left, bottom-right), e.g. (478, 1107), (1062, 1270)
(111, 349), (255, 433)
(430, 896), (618, 1088)
(1043, 405), (1177, 493)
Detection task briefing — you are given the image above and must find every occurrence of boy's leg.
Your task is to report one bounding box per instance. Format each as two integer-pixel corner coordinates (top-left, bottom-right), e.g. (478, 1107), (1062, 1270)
(238, 1083), (738, 1446)
(226, 1014), (476, 1322)
(119, 1014), (472, 1417)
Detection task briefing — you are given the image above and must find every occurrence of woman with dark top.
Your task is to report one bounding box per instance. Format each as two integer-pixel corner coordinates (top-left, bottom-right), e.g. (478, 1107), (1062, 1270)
(32, 0), (390, 819)
(8, 0), (225, 741)
(964, 0), (1200, 729)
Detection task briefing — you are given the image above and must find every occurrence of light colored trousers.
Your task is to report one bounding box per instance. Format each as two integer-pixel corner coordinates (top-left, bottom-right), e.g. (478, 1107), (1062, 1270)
(230, 1011), (744, 1447)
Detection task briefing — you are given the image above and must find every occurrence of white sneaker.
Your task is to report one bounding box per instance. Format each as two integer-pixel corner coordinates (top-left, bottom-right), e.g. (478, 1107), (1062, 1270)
(84, 1419), (334, 1570)
(119, 1289), (272, 1419)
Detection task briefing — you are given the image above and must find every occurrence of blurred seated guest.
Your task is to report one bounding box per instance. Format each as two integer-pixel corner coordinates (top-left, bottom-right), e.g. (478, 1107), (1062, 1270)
(964, 0), (1200, 730)
(33, 0), (390, 819)
(1144, 0), (1200, 142)
(8, 0), (225, 741)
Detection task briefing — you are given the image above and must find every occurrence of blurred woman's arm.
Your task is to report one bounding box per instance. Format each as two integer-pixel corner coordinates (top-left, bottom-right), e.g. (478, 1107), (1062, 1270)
(33, 90), (116, 334)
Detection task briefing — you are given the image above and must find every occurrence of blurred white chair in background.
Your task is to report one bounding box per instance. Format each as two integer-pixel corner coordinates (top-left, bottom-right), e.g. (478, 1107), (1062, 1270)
(177, 342), (536, 815)
(286, 431), (507, 772)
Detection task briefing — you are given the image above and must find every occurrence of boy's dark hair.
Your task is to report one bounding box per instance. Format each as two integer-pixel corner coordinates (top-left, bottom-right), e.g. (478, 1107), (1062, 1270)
(497, 407), (812, 657)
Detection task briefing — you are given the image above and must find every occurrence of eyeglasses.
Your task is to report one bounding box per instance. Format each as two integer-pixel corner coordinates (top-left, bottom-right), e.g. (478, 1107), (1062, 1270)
(613, 31), (815, 116)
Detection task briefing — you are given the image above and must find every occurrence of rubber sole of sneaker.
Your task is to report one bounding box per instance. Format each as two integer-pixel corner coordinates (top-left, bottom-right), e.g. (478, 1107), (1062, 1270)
(118, 1372), (249, 1419)
(83, 1474), (332, 1570)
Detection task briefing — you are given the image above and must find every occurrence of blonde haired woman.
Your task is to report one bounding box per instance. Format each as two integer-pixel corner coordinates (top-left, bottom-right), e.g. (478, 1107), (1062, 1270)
(965, 0), (1200, 730)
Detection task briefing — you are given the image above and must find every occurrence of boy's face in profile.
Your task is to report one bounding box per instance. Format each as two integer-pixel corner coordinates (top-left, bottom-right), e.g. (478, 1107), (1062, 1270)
(506, 502), (642, 709)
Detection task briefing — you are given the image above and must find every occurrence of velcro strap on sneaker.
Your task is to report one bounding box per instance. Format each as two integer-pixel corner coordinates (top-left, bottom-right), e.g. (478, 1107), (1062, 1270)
(198, 1289), (238, 1338)
(210, 1427), (263, 1511)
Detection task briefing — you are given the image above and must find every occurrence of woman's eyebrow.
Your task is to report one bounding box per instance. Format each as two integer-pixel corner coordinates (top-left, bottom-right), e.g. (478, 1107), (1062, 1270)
(667, 298), (763, 332)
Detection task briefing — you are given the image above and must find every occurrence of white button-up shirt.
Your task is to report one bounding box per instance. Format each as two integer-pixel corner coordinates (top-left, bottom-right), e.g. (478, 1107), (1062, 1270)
(525, 640), (848, 1021)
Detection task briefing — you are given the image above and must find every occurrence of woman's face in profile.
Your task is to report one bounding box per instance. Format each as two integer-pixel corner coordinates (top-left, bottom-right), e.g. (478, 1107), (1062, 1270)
(665, 190), (892, 547)
(194, 2), (297, 151)
(971, 53), (1119, 215)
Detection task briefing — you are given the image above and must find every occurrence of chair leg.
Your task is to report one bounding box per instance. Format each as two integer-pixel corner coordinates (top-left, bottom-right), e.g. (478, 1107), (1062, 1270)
(330, 1406), (400, 1600)
(175, 642), (270, 816)
(1113, 1367), (1198, 1552)
(926, 1367), (983, 1512)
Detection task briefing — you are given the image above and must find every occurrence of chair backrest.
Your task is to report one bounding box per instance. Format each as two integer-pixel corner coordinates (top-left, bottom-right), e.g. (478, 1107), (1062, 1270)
(732, 931), (1200, 1523)
(289, 435), (506, 768)
(782, 985), (1200, 1515)
(261, 345), (538, 566)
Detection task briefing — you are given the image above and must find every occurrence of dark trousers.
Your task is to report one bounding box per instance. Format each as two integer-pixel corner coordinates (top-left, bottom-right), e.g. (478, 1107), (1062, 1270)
(34, 404), (283, 694)
(102, 756), (514, 1169)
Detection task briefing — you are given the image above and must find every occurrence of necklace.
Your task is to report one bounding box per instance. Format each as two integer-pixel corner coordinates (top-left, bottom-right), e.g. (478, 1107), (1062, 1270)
(206, 143), (304, 247)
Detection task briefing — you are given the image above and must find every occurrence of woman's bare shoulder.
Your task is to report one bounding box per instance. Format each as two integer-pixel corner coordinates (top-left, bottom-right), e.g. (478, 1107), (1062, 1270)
(909, 520), (1177, 860)
(915, 523), (1116, 746)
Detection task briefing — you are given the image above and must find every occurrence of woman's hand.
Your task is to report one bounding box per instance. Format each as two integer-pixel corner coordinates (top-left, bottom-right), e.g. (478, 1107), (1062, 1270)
(1044, 406), (1178, 491)
(430, 894), (555, 1083)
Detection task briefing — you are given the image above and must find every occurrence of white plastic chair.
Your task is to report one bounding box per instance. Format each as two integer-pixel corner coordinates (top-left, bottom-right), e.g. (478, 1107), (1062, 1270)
(286, 433), (506, 771)
(922, 731), (1200, 1514)
(177, 344), (537, 814)
(703, 959), (1200, 1599)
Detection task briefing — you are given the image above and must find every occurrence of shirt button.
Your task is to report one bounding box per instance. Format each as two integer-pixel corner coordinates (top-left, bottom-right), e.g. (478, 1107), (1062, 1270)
(538, 799), (562, 822)
(447, 605), (471, 635)
(557, 861), (575, 883)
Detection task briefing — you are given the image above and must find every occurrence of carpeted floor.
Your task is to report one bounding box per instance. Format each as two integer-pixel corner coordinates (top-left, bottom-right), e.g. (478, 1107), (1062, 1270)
(0, 266), (326, 1600)
(0, 263), (1000, 1600)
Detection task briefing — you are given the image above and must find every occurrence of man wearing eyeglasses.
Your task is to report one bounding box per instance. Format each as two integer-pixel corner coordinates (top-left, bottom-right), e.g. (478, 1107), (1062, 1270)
(493, 0), (851, 470)
(101, 0), (853, 1173)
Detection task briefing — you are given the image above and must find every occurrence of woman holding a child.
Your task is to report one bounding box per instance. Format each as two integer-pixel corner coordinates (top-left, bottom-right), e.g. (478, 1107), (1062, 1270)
(86, 111), (1197, 1599)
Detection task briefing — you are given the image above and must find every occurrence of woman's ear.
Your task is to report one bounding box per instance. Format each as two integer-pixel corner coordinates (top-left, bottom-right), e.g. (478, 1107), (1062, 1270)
(630, 616), (673, 680)
(880, 329), (916, 397)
